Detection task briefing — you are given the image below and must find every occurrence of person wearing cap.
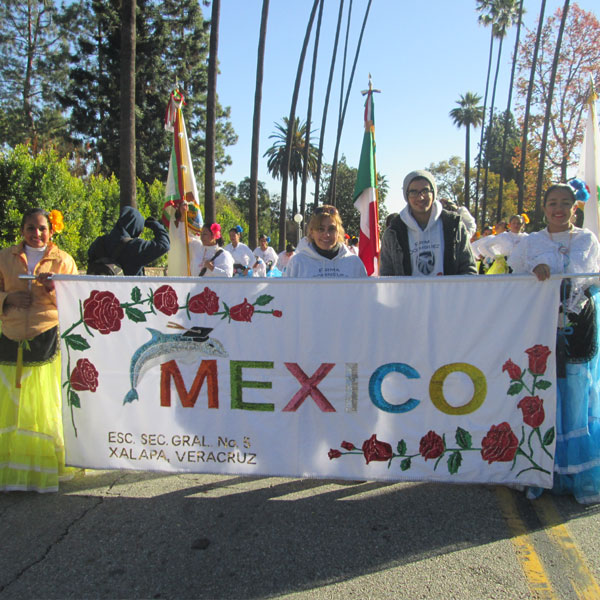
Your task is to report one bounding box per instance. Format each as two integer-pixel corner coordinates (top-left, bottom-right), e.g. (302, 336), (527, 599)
(380, 170), (476, 276)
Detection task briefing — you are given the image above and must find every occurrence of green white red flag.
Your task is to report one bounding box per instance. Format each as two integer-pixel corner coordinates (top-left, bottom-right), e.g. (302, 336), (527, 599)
(162, 89), (203, 275)
(353, 85), (380, 276)
(580, 85), (600, 240)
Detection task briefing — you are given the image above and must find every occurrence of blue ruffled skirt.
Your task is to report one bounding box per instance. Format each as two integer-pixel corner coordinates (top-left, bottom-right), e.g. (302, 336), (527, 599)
(528, 287), (600, 504)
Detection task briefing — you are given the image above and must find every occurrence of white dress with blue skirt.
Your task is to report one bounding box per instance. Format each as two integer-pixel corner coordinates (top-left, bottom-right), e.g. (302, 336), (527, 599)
(509, 227), (600, 503)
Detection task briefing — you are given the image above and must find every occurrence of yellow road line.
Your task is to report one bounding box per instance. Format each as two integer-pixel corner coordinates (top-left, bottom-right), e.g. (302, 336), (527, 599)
(534, 495), (600, 600)
(495, 486), (557, 599)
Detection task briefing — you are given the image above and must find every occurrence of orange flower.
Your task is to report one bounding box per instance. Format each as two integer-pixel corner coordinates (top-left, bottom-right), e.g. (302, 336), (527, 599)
(49, 210), (64, 233)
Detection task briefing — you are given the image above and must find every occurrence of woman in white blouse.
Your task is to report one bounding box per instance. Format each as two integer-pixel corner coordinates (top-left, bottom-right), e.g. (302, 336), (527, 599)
(195, 223), (234, 278)
(508, 183), (600, 504)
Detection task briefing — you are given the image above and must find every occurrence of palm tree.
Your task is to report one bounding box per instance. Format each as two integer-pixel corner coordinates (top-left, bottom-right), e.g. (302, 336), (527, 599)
(265, 117), (319, 220)
(517, 0), (547, 214)
(496, 0), (524, 220)
(300, 0), (325, 221)
(248, 0), (270, 251)
(449, 92), (484, 212)
(277, 0), (320, 251)
(474, 3), (496, 217)
(314, 0), (345, 210)
(329, 0), (373, 204)
(119, 0), (136, 209)
(204, 0), (220, 224)
(477, 0), (521, 224)
(534, 0), (570, 226)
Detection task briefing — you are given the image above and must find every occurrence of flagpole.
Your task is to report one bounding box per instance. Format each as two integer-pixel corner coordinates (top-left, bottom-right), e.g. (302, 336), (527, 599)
(366, 78), (381, 259)
(173, 92), (192, 276)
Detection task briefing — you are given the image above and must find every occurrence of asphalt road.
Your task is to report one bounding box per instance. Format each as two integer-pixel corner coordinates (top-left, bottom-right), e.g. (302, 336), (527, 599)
(1, 471), (599, 599)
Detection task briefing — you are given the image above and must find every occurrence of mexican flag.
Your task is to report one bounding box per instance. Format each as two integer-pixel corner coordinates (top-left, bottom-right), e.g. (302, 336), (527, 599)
(580, 86), (600, 240)
(162, 90), (203, 276)
(353, 85), (380, 276)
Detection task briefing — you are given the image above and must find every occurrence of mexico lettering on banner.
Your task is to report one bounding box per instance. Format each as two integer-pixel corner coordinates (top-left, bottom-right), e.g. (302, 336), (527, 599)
(55, 276), (560, 488)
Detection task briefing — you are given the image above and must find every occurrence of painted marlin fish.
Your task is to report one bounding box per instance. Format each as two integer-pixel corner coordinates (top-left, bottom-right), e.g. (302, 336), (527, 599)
(123, 327), (228, 404)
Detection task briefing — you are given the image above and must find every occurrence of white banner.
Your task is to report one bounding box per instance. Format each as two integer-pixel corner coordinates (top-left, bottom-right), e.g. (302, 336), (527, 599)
(55, 275), (560, 487)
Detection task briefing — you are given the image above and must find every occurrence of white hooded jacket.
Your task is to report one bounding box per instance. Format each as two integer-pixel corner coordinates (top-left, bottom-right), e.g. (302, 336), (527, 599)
(284, 241), (367, 278)
(399, 200), (445, 276)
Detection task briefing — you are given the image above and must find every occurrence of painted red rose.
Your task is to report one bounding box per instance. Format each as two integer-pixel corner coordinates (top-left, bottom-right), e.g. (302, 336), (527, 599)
(481, 422), (519, 464)
(83, 290), (124, 334)
(70, 358), (99, 392)
(328, 449), (342, 460)
(361, 434), (393, 464)
(525, 345), (552, 375)
(502, 359), (522, 380)
(189, 287), (220, 315)
(419, 431), (444, 460)
(517, 395), (545, 428)
(153, 284), (179, 316)
(341, 441), (355, 451)
(229, 299), (255, 322)
(272, 310), (283, 318)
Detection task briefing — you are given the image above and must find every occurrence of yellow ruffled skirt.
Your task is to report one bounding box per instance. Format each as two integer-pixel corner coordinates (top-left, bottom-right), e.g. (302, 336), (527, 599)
(0, 355), (79, 493)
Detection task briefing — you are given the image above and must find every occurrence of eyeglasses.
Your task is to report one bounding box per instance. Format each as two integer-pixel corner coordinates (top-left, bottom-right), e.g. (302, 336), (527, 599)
(314, 205), (338, 216)
(407, 188), (433, 199)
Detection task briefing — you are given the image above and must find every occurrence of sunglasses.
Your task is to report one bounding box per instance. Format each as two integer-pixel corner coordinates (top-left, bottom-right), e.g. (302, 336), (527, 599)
(314, 205), (338, 216)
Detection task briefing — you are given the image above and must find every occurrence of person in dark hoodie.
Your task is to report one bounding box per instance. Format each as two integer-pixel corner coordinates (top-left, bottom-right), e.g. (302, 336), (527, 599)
(87, 206), (170, 276)
(380, 170), (476, 276)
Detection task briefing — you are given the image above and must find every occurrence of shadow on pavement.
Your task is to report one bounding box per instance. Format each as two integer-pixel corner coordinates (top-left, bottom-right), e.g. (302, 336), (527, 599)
(0, 470), (594, 599)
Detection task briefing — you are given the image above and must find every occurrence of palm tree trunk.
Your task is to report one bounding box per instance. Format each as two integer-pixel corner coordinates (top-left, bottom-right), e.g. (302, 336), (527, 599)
(534, 0), (570, 226)
(300, 0), (324, 221)
(119, 0), (136, 209)
(465, 124), (471, 211)
(204, 0), (220, 225)
(497, 0), (524, 221)
(330, 0), (373, 205)
(329, 0), (352, 205)
(517, 0), (546, 215)
(249, 0), (269, 251)
(481, 35), (504, 224)
(277, 0), (319, 251)
(475, 31), (495, 222)
(314, 0), (344, 210)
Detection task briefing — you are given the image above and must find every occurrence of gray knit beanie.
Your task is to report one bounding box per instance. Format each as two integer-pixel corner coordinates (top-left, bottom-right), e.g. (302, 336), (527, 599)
(403, 170), (438, 202)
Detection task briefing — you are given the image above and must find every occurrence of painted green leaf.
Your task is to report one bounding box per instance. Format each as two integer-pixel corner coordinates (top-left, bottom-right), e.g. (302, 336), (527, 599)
(400, 457), (411, 471)
(131, 287), (141, 303)
(508, 382), (524, 395)
(397, 440), (407, 456)
(535, 380), (551, 390)
(542, 427), (555, 446)
(455, 427), (472, 450)
(69, 389), (81, 408)
(126, 307), (146, 323)
(255, 294), (274, 306)
(64, 334), (90, 351)
(447, 451), (462, 475)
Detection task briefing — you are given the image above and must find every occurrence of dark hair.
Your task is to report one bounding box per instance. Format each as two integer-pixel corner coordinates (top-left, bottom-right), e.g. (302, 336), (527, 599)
(543, 183), (576, 206)
(21, 207), (50, 230)
(285, 243), (295, 252)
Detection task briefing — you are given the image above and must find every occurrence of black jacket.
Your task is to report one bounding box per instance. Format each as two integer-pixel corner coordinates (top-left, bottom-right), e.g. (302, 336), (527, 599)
(380, 210), (477, 276)
(88, 206), (170, 276)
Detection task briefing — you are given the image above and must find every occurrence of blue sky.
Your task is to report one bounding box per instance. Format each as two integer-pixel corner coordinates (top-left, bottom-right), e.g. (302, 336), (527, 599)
(202, 1), (598, 214)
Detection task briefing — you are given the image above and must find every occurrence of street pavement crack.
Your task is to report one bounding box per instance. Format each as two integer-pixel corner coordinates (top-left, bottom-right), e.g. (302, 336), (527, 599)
(0, 495), (104, 595)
